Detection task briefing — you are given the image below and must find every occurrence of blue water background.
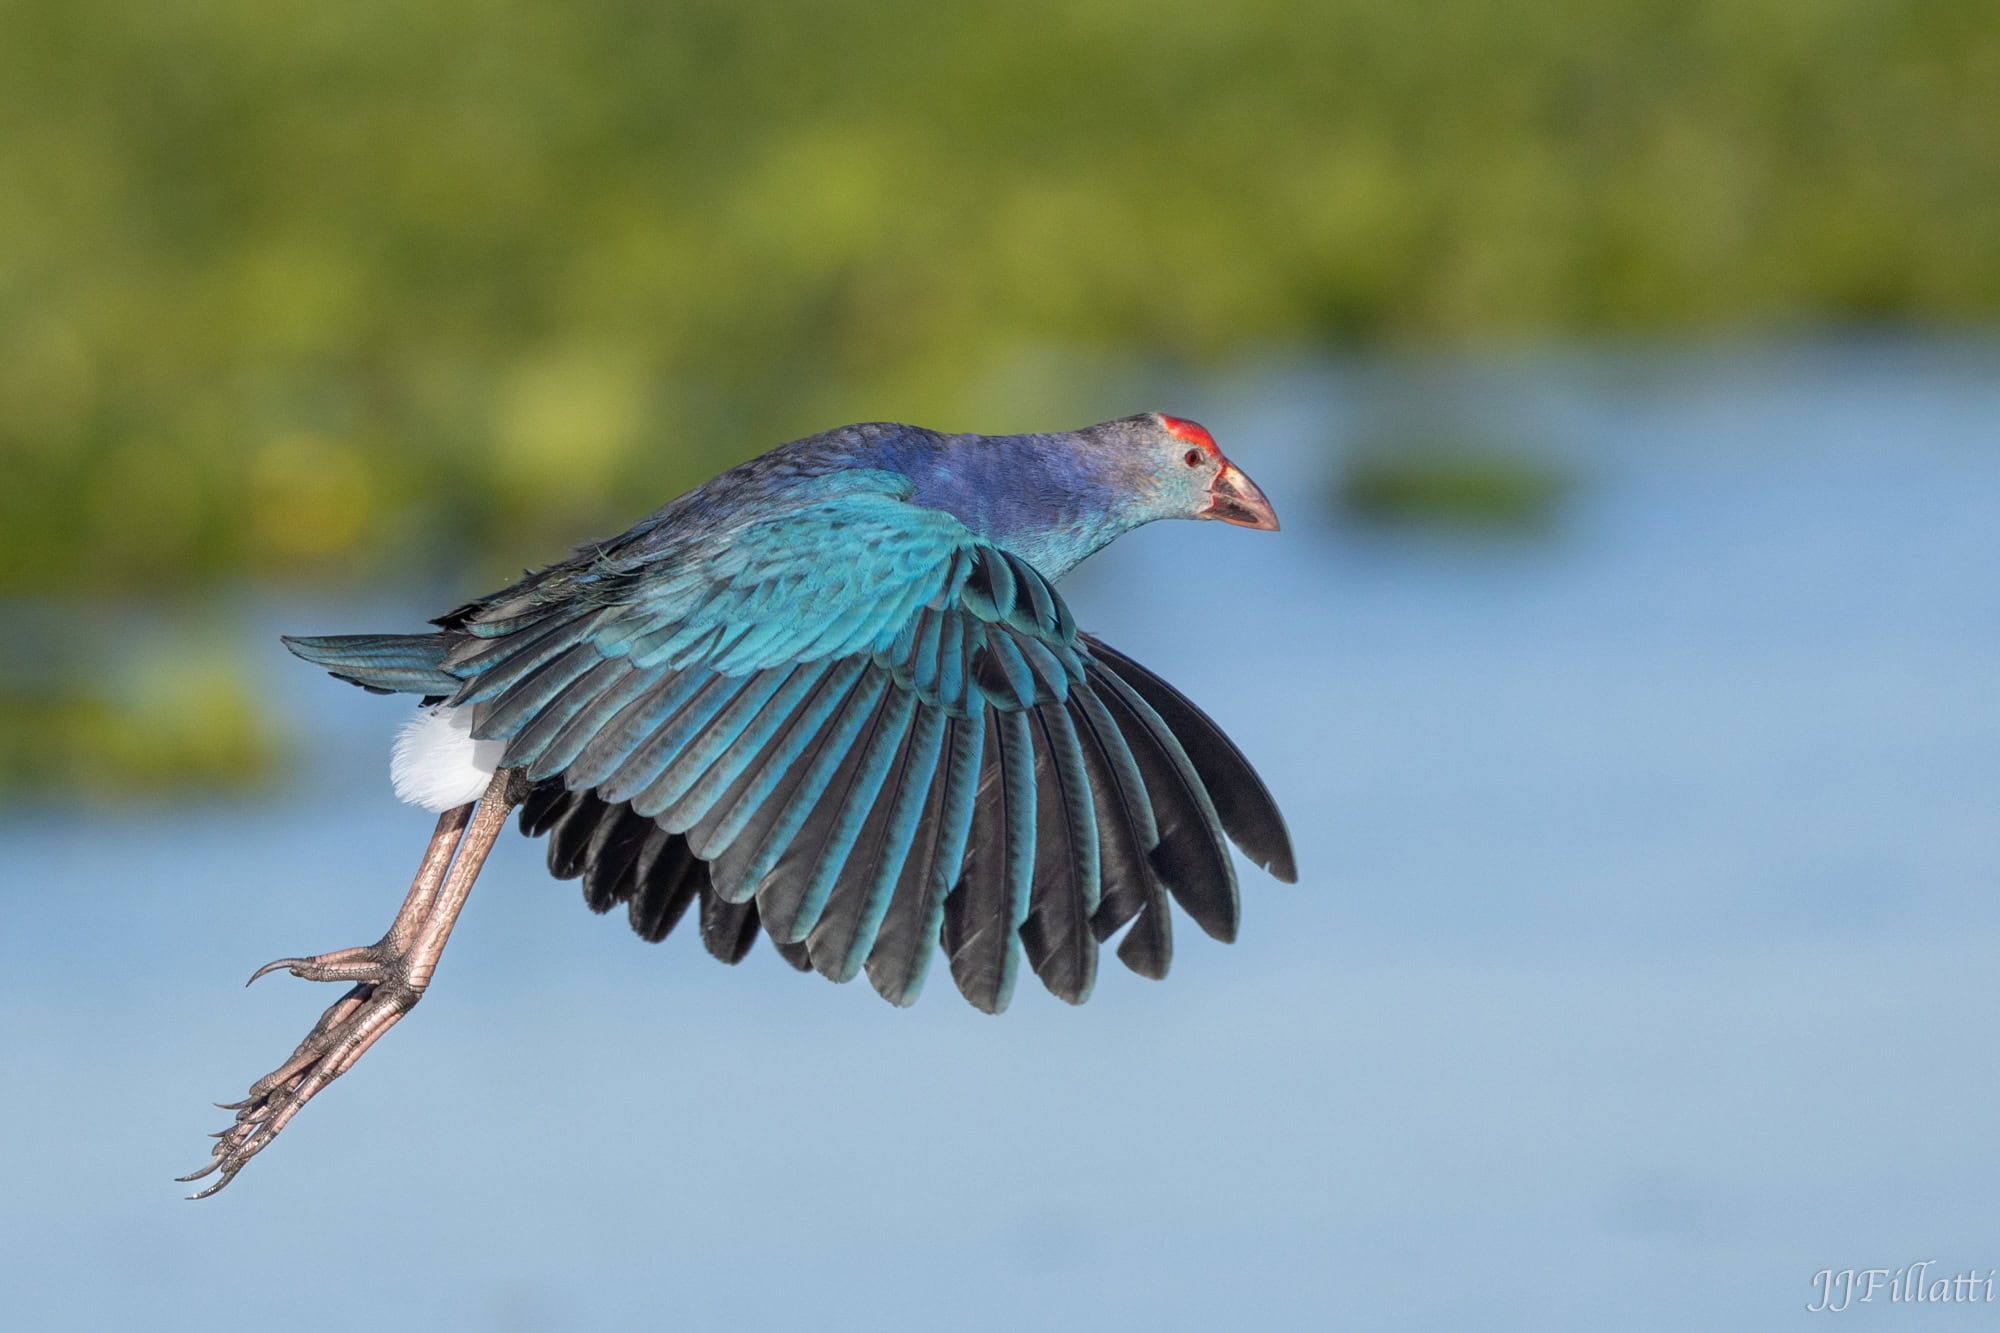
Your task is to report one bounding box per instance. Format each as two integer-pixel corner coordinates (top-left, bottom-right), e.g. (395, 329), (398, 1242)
(3, 338), (1996, 1330)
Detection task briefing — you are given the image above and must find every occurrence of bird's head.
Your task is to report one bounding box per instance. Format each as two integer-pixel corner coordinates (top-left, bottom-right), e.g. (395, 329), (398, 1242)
(883, 412), (1279, 579)
(1084, 412), (1280, 533)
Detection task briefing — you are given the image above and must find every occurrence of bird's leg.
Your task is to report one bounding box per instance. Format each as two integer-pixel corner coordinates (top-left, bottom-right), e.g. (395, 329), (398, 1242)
(181, 767), (527, 1199)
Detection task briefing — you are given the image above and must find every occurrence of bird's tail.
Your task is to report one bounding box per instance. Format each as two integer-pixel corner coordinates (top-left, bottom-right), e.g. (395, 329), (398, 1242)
(281, 633), (459, 696)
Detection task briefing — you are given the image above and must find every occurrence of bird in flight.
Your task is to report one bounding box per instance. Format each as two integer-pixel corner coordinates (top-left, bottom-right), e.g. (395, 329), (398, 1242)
(183, 412), (1295, 1196)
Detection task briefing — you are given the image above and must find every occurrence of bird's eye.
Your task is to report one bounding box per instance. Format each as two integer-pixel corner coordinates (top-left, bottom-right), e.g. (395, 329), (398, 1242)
(1183, 448), (1203, 468)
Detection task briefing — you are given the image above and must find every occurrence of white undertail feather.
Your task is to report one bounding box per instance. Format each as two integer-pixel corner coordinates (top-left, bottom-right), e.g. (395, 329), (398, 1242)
(391, 705), (505, 812)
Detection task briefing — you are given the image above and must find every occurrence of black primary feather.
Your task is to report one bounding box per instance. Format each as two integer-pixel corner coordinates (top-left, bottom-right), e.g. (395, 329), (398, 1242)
(1089, 664), (1240, 944)
(1018, 703), (1101, 1004)
(1082, 635), (1296, 883)
(865, 710), (984, 1006)
(943, 708), (1038, 1013)
(808, 701), (948, 983)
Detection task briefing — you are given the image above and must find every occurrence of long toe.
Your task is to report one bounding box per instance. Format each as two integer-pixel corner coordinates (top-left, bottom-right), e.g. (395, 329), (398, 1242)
(246, 942), (401, 986)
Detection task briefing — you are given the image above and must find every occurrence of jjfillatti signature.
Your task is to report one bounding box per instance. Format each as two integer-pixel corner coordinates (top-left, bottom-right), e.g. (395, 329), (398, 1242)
(1809, 1263), (1997, 1311)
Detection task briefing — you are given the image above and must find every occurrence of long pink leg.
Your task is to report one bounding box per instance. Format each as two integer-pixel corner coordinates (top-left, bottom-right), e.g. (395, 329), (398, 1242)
(182, 769), (525, 1198)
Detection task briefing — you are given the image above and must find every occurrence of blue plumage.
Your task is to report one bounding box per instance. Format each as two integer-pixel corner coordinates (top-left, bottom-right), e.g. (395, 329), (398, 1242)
(285, 413), (1295, 1012)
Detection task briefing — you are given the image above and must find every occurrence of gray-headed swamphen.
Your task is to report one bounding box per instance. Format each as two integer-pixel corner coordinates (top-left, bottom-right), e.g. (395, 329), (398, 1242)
(183, 412), (1295, 1196)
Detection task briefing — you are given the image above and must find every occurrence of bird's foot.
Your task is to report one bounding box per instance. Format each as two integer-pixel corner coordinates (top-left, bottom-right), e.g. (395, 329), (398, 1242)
(183, 781), (518, 1199)
(179, 967), (423, 1199)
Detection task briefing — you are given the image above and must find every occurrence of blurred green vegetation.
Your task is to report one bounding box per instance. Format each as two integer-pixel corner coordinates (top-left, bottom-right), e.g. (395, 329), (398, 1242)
(0, 624), (279, 800)
(1337, 448), (1571, 533)
(2, 0), (1996, 795)
(3, 0), (1997, 596)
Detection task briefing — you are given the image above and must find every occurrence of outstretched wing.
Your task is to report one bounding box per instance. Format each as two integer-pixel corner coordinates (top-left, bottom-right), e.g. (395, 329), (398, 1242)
(288, 481), (1294, 1012)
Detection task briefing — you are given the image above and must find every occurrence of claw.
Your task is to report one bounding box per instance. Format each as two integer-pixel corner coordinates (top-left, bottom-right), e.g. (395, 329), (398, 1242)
(186, 1172), (237, 1201)
(246, 957), (305, 986)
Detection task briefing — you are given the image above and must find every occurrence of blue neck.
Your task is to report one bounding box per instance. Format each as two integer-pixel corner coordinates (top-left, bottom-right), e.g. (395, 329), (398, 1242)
(877, 431), (1151, 579)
